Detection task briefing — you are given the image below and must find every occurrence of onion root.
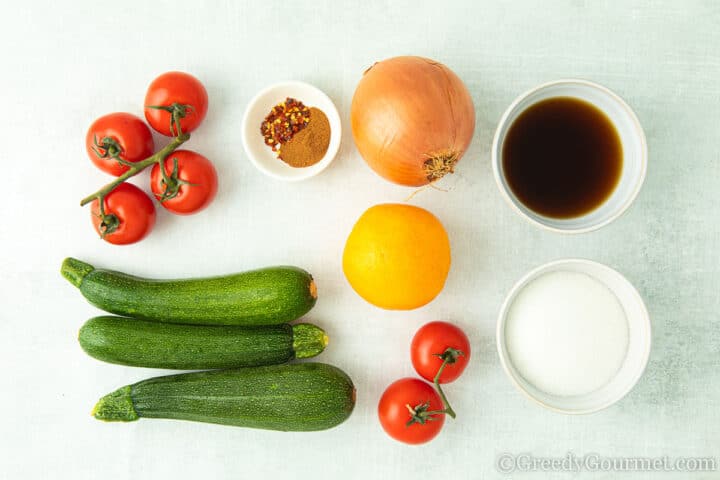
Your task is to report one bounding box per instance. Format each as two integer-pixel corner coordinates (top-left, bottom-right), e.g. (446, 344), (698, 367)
(424, 151), (459, 182)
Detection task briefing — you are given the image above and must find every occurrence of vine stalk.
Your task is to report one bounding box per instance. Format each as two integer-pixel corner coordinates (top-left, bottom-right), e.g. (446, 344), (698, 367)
(431, 347), (464, 419)
(80, 132), (190, 207)
(405, 347), (464, 425)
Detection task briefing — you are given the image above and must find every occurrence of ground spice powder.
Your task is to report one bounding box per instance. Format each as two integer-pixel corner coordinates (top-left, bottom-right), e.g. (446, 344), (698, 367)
(279, 107), (330, 168)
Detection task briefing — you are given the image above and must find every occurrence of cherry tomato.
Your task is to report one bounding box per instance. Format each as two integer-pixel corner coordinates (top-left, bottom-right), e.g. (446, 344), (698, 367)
(91, 183), (156, 245)
(378, 378), (445, 445)
(411, 321), (471, 384)
(85, 112), (154, 176)
(144, 72), (208, 136)
(150, 150), (218, 215)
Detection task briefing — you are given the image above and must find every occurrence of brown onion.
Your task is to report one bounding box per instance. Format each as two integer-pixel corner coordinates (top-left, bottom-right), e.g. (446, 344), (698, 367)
(351, 56), (476, 186)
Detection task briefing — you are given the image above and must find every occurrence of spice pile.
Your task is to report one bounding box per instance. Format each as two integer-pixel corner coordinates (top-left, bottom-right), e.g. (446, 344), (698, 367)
(261, 97), (330, 168)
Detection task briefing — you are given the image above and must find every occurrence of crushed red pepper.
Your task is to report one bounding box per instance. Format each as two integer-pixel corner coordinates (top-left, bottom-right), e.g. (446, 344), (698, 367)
(260, 98), (311, 151)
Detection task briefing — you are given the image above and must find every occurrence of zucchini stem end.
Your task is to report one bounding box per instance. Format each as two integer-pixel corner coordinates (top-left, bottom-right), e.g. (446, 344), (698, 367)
(61, 257), (95, 288)
(93, 385), (139, 422)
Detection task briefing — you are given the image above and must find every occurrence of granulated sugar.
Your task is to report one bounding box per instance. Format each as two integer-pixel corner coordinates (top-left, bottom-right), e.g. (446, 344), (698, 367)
(505, 270), (629, 397)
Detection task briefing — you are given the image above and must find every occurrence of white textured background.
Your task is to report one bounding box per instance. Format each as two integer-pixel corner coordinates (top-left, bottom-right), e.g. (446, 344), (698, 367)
(1, 1), (719, 479)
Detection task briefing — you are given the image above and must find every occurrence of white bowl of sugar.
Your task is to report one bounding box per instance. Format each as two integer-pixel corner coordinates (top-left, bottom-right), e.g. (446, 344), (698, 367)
(497, 258), (651, 414)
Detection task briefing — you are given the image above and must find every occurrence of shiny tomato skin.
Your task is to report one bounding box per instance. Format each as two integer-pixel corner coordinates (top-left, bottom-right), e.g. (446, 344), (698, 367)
(411, 321), (471, 384)
(91, 183), (156, 245)
(378, 378), (445, 445)
(144, 72), (208, 136)
(85, 113), (154, 176)
(150, 150), (218, 215)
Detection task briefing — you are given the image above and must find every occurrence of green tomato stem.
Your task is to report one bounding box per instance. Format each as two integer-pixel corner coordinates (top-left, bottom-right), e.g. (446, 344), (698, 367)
(79, 133), (190, 207)
(432, 347), (465, 420)
(433, 359), (456, 419)
(404, 348), (464, 427)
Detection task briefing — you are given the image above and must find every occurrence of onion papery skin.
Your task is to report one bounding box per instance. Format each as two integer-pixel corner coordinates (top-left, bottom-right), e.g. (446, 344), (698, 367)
(350, 56), (476, 186)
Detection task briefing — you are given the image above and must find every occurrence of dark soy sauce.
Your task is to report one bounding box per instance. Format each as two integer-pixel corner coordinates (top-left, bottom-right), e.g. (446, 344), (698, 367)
(502, 97), (623, 219)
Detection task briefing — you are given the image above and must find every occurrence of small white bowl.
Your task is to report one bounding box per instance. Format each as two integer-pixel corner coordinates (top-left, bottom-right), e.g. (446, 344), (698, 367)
(241, 81), (341, 181)
(496, 259), (651, 414)
(492, 79), (647, 233)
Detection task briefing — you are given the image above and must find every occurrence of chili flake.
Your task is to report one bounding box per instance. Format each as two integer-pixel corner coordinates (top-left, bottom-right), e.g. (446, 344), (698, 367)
(260, 98), (311, 151)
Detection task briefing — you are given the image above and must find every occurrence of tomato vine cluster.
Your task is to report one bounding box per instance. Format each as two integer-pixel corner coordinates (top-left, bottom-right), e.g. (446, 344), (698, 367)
(82, 72), (217, 245)
(378, 321), (471, 444)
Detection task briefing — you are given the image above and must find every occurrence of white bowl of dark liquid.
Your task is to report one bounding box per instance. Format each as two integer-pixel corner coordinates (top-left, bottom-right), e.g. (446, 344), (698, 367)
(492, 79), (647, 234)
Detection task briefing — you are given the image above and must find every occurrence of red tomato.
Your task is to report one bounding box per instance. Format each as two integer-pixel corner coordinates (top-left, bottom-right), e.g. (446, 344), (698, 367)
(91, 183), (156, 245)
(144, 72), (208, 136)
(150, 150), (218, 215)
(85, 112), (154, 176)
(411, 321), (471, 384)
(378, 378), (445, 445)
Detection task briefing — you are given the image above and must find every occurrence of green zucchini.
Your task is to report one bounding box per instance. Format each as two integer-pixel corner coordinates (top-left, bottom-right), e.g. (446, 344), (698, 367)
(61, 257), (317, 325)
(93, 363), (356, 431)
(79, 316), (328, 369)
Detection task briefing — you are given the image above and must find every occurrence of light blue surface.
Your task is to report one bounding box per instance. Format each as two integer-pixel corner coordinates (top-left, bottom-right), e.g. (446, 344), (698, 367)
(0, 1), (718, 479)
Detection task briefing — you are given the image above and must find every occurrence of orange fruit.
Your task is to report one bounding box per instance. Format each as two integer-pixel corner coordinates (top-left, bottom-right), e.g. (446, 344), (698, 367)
(342, 203), (451, 310)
